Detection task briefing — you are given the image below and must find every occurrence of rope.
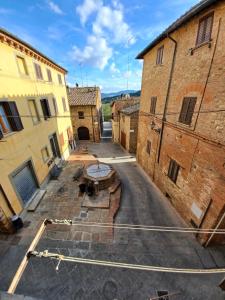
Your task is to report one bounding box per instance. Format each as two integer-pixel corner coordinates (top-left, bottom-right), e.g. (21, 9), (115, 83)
(30, 250), (225, 274)
(49, 219), (225, 235)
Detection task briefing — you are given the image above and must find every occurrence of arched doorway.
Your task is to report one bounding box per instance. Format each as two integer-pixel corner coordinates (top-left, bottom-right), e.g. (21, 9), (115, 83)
(78, 127), (90, 140)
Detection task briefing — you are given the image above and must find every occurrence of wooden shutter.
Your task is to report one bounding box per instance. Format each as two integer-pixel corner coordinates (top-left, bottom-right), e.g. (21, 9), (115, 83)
(156, 46), (164, 65)
(4, 102), (23, 131)
(0, 128), (3, 139)
(45, 99), (51, 117)
(186, 97), (196, 125)
(179, 98), (189, 123)
(168, 159), (180, 183)
(196, 13), (213, 45)
(150, 97), (157, 114)
(40, 99), (48, 120)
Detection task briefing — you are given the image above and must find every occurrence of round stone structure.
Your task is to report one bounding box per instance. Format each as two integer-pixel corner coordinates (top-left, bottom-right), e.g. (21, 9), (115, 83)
(84, 162), (115, 190)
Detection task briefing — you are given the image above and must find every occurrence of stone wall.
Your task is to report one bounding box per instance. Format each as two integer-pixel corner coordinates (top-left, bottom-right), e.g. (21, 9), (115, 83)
(137, 1), (225, 244)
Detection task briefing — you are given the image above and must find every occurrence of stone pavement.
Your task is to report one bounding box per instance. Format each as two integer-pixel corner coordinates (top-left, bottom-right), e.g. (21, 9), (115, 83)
(0, 141), (225, 299)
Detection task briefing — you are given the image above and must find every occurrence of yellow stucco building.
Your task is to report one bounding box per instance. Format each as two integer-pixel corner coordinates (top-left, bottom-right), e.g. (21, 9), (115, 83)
(0, 28), (73, 220)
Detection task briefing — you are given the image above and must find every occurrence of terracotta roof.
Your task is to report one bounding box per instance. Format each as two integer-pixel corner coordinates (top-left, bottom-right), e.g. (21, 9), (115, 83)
(120, 103), (140, 115)
(0, 28), (67, 73)
(68, 87), (100, 106)
(136, 0), (219, 59)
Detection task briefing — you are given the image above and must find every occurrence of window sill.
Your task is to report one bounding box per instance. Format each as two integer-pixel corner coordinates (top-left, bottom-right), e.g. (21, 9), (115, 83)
(1, 131), (17, 140)
(190, 40), (212, 55)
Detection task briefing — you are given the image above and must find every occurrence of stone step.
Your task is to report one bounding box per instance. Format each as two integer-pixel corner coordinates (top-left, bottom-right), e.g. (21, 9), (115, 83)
(27, 190), (46, 212)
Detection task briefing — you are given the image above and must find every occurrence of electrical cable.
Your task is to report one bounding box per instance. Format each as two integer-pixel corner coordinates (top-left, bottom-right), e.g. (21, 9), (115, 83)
(50, 219), (225, 235)
(30, 250), (225, 274)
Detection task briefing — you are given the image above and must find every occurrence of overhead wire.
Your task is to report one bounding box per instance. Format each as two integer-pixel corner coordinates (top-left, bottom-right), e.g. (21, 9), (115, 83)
(30, 250), (225, 274)
(50, 219), (225, 235)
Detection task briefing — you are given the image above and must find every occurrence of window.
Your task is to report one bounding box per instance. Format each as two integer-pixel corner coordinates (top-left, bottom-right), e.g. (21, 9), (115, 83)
(179, 97), (197, 125)
(150, 97), (157, 114)
(146, 140), (151, 155)
(52, 98), (58, 115)
(46, 69), (52, 82)
(58, 74), (62, 85)
(28, 100), (40, 125)
(78, 111), (84, 119)
(41, 146), (50, 163)
(0, 101), (23, 139)
(34, 63), (43, 80)
(156, 46), (164, 65)
(196, 13), (214, 46)
(168, 159), (180, 183)
(17, 56), (28, 75)
(40, 99), (51, 120)
(62, 97), (68, 112)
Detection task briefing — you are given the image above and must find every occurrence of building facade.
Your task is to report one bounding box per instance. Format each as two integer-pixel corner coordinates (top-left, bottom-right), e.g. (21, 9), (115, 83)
(111, 97), (139, 143)
(68, 87), (102, 142)
(136, 0), (225, 245)
(119, 104), (139, 154)
(0, 28), (72, 222)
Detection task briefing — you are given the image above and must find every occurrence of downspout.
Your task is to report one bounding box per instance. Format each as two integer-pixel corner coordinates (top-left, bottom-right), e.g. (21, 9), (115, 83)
(157, 34), (177, 163)
(91, 107), (95, 142)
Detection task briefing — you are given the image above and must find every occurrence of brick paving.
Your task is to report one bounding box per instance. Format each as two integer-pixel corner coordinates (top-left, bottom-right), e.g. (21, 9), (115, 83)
(0, 138), (225, 299)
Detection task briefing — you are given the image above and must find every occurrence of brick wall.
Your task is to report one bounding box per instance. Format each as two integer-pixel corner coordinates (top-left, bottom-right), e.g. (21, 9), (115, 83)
(137, 1), (225, 245)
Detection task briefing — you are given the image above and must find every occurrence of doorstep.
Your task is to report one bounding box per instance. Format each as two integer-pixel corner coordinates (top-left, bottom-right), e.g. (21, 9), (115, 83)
(27, 190), (46, 212)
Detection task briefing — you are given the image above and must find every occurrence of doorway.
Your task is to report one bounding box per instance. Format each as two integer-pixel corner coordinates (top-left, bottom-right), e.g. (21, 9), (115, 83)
(78, 127), (90, 140)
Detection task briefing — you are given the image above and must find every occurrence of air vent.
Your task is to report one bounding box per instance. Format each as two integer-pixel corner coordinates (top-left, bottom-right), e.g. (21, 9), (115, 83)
(157, 291), (169, 300)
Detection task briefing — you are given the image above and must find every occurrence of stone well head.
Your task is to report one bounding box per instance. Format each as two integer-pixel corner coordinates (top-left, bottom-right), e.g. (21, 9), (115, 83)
(84, 162), (115, 190)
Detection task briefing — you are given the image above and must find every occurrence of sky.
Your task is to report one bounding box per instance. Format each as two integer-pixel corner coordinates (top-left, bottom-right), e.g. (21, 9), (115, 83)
(0, 0), (200, 93)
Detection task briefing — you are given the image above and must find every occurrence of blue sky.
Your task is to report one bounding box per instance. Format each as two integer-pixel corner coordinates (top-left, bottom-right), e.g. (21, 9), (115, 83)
(0, 0), (200, 92)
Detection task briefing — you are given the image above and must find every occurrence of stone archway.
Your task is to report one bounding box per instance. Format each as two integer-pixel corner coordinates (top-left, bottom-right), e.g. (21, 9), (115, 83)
(78, 127), (90, 140)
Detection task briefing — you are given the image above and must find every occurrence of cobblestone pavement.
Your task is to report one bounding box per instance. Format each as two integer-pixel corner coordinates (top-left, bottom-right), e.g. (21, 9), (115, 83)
(1, 140), (225, 299)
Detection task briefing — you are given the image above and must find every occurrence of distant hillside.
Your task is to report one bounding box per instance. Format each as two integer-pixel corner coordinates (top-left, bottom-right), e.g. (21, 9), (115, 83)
(101, 90), (137, 99)
(102, 90), (141, 103)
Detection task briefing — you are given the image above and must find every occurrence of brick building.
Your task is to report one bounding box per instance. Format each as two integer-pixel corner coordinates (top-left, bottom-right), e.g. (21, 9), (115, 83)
(68, 87), (103, 142)
(119, 104), (139, 153)
(111, 97), (139, 143)
(136, 0), (225, 245)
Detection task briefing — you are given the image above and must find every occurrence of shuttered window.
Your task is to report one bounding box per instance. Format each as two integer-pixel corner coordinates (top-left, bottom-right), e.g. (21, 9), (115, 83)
(46, 69), (52, 82)
(34, 63), (43, 80)
(58, 74), (62, 85)
(0, 102), (24, 138)
(168, 159), (180, 183)
(40, 99), (51, 120)
(150, 97), (157, 114)
(146, 140), (151, 155)
(28, 100), (40, 125)
(196, 13), (214, 46)
(52, 98), (58, 115)
(41, 146), (50, 163)
(62, 97), (68, 112)
(179, 97), (197, 125)
(17, 56), (28, 75)
(156, 46), (164, 65)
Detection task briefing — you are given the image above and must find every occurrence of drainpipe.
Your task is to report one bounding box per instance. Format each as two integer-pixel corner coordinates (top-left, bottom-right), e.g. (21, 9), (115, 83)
(204, 210), (225, 247)
(157, 34), (177, 163)
(91, 107), (95, 142)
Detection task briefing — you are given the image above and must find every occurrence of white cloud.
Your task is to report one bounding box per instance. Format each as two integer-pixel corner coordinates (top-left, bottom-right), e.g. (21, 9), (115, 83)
(74, 0), (136, 70)
(76, 0), (102, 25)
(47, 1), (64, 15)
(110, 63), (120, 74)
(70, 35), (112, 70)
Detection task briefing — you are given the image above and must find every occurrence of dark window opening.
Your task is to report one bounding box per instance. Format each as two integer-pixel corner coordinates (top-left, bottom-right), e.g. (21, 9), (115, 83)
(150, 96), (157, 114)
(157, 290), (169, 300)
(168, 159), (180, 183)
(34, 63), (43, 80)
(78, 111), (84, 119)
(146, 140), (151, 155)
(179, 97), (196, 125)
(0, 101), (23, 139)
(40, 99), (51, 120)
(47, 69), (52, 82)
(196, 13), (214, 46)
(58, 74), (62, 85)
(156, 46), (164, 65)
